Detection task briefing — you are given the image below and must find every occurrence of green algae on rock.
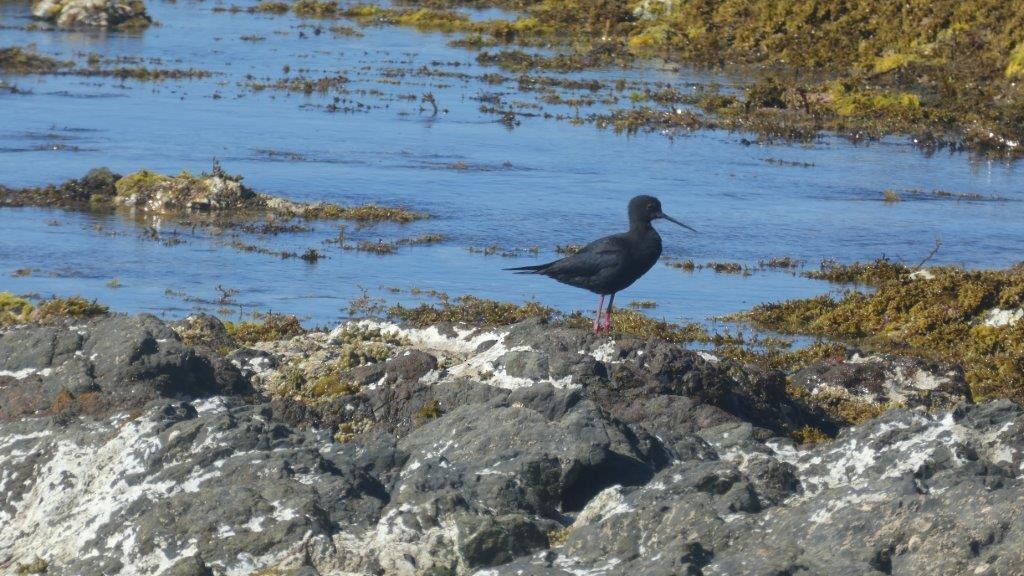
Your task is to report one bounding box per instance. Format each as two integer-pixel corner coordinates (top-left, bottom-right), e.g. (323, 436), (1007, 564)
(224, 313), (306, 346)
(31, 0), (152, 28)
(114, 169), (264, 213)
(32, 296), (109, 323)
(1, 168), (429, 224)
(292, 0), (338, 18)
(388, 294), (558, 328)
(0, 294), (108, 326)
(250, 323), (410, 410)
(0, 293), (34, 326)
(734, 260), (1024, 403)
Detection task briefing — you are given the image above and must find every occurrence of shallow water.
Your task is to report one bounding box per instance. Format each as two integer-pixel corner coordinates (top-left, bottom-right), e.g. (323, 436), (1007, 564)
(1, 1), (1022, 327)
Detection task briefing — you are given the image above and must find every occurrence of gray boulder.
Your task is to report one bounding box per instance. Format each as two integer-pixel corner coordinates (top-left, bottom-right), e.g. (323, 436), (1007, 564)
(792, 352), (972, 413)
(0, 314), (248, 420)
(0, 398), (388, 575)
(486, 401), (1024, 576)
(31, 0), (151, 28)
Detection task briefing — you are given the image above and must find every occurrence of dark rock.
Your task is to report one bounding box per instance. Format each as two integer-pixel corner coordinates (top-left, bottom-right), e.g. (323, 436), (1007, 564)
(162, 555), (213, 576)
(792, 352), (972, 411)
(0, 314), (251, 420)
(548, 351), (607, 384)
(8, 317), (1024, 575)
(394, 389), (670, 515)
(487, 402), (1024, 575)
(456, 513), (550, 568)
(498, 349), (549, 380)
(348, 349), (438, 388)
(171, 313), (238, 353)
(0, 399), (388, 574)
(387, 349), (438, 382)
(226, 347), (276, 380)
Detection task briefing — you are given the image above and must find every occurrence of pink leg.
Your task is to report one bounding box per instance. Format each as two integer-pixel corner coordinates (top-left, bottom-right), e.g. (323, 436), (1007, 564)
(593, 294), (605, 333)
(602, 293), (615, 332)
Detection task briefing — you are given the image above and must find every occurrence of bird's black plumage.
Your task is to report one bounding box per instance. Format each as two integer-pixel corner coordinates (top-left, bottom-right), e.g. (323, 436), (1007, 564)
(506, 195), (694, 333)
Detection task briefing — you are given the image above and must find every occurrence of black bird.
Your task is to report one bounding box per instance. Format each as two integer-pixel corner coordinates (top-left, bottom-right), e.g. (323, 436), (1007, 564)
(506, 195), (695, 333)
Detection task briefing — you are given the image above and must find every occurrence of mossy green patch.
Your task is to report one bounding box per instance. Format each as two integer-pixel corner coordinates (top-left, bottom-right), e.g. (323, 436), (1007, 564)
(0, 292), (34, 325)
(389, 294), (556, 327)
(114, 169), (173, 199)
(872, 52), (922, 75)
(293, 0), (338, 18)
(251, 0), (290, 13)
(307, 370), (360, 398)
(334, 416), (373, 443)
(394, 8), (473, 32)
(1006, 42), (1024, 79)
(608, 312), (707, 343)
(225, 313), (305, 345)
(788, 381), (902, 425)
(828, 83), (922, 122)
(413, 399), (442, 422)
(790, 424), (832, 445)
(735, 260), (1024, 402)
(803, 258), (909, 285)
(31, 296), (108, 323)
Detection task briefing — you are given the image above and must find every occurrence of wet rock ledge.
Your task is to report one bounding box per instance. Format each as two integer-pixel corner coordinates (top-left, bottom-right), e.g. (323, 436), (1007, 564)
(1, 310), (1023, 575)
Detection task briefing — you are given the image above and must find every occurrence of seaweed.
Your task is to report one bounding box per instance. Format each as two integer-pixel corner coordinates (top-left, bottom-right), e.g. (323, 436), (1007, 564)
(31, 296), (108, 323)
(363, 0), (1024, 154)
(388, 294), (556, 327)
(224, 313), (305, 345)
(735, 260), (1024, 402)
(0, 46), (71, 73)
(0, 292), (34, 325)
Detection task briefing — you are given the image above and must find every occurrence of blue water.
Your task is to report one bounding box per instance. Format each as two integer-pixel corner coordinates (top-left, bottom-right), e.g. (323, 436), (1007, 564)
(1, 0), (1022, 327)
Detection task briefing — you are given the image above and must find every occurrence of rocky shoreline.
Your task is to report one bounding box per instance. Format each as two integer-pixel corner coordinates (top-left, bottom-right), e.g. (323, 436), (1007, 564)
(2, 310), (1021, 575)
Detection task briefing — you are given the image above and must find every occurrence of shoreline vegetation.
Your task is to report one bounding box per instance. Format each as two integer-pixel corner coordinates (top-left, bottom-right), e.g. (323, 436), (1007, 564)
(5, 255), (1022, 427)
(355, 0), (1024, 155)
(5, 1), (1024, 154)
(246, 0), (1024, 155)
(2, 1), (1021, 428)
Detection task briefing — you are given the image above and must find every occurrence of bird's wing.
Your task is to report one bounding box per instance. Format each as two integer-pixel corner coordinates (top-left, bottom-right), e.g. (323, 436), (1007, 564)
(541, 234), (629, 280)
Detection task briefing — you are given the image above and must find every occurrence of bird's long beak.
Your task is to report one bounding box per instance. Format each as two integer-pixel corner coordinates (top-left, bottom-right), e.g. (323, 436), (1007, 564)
(656, 212), (697, 233)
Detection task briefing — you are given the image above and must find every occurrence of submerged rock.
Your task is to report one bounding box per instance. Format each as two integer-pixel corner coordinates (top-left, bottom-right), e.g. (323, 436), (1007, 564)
(31, 0), (151, 28)
(113, 169), (262, 213)
(0, 168), (429, 225)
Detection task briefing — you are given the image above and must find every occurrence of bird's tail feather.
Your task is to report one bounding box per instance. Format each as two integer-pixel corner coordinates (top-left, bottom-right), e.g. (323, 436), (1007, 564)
(503, 263), (550, 273)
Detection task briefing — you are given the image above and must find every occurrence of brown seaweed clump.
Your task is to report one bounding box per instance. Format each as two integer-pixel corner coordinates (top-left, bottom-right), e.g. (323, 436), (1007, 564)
(734, 260), (1024, 402)
(0, 46), (72, 73)
(0, 293), (108, 326)
(350, 0), (1024, 154)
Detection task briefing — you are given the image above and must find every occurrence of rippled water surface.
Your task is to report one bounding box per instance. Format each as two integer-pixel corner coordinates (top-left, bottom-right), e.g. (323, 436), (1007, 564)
(2, 1), (1022, 326)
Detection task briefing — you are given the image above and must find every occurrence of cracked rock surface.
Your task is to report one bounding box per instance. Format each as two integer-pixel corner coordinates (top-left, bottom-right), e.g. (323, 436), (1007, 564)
(2, 315), (1022, 575)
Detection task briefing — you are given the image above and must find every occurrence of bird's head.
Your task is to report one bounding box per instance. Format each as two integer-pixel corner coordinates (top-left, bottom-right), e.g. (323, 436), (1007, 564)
(628, 195), (696, 232)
